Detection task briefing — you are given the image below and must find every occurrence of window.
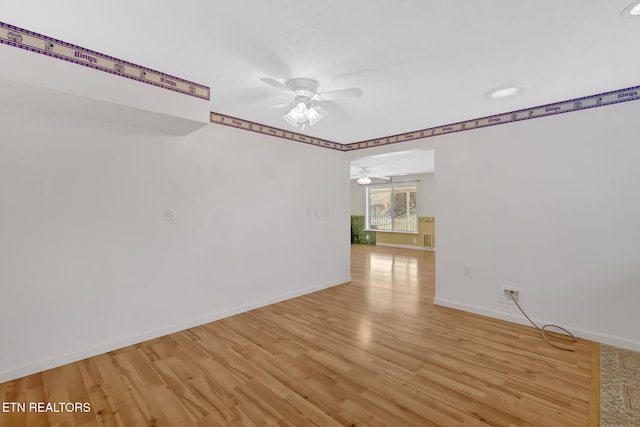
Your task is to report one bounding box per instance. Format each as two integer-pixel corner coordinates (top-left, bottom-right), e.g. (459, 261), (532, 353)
(366, 182), (418, 233)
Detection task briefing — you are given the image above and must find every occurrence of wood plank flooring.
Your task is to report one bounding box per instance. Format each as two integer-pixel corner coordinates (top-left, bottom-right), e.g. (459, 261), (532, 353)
(0, 245), (595, 426)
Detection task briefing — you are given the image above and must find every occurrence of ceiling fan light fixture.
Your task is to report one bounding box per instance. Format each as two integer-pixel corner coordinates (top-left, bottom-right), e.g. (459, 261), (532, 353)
(282, 111), (298, 127)
(282, 101), (323, 129)
(356, 167), (373, 185)
(307, 107), (323, 126)
(283, 102), (306, 126)
(263, 77), (361, 131)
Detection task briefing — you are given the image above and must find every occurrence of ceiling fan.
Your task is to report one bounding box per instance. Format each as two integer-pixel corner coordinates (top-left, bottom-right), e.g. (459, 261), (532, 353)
(260, 77), (363, 130)
(351, 167), (390, 185)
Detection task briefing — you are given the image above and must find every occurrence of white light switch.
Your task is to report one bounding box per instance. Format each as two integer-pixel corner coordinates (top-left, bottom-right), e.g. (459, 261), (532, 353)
(165, 208), (176, 222)
(463, 265), (472, 277)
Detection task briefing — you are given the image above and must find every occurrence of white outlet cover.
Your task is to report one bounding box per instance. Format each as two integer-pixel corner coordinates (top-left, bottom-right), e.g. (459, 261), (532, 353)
(499, 286), (521, 304)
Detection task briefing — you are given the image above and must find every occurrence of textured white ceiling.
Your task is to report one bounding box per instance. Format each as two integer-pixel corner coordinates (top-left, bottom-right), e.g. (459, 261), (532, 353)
(3, 0), (640, 145)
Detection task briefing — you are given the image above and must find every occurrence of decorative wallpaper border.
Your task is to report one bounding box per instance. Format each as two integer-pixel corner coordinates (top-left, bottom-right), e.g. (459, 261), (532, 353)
(212, 85), (640, 151)
(0, 22), (210, 100)
(210, 112), (345, 151)
(3, 21), (639, 149)
(343, 85), (640, 151)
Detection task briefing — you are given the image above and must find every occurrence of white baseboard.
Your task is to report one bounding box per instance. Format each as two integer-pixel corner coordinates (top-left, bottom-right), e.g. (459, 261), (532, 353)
(0, 277), (350, 384)
(376, 243), (435, 251)
(434, 297), (640, 352)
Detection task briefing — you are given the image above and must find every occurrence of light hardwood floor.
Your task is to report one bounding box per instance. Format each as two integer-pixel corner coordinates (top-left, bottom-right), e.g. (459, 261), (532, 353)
(0, 245), (596, 426)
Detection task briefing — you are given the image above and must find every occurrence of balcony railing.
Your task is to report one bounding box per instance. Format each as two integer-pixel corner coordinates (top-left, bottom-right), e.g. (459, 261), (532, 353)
(369, 215), (417, 232)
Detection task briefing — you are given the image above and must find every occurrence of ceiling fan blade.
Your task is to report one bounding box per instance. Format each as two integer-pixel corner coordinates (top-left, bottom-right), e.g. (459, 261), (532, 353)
(226, 90), (291, 111)
(370, 174), (391, 180)
(260, 78), (295, 96)
(312, 100), (345, 117)
(267, 102), (293, 110)
(312, 104), (330, 117)
(329, 50), (415, 80)
(318, 87), (363, 100)
(251, 101), (293, 113)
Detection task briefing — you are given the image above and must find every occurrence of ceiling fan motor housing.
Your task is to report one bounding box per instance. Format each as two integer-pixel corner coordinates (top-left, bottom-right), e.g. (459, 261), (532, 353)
(286, 78), (319, 98)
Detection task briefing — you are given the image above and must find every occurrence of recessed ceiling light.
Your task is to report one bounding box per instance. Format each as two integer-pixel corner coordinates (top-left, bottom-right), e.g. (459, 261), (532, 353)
(487, 85), (524, 100)
(621, 1), (640, 17)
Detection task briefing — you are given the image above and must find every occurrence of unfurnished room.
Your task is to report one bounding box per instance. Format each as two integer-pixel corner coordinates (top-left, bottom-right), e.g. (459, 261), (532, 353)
(1, 1), (640, 426)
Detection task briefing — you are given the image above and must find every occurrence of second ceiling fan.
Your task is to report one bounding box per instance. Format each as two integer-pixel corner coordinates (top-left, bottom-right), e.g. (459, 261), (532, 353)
(352, 167), (390, 185)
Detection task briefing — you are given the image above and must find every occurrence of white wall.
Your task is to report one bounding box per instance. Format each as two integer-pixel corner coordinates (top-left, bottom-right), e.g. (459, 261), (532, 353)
(434, 101), (640, 351)
(350, 173), (435, 216)
(410, 173), (436, 218)
(350, 179), (367, 215)
(0, 104), (351, 382)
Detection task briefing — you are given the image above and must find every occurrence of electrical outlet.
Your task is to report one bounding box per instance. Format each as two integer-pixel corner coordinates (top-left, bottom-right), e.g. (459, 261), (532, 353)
(413, 238), (417, 243)
(500, 287), (521, 304)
